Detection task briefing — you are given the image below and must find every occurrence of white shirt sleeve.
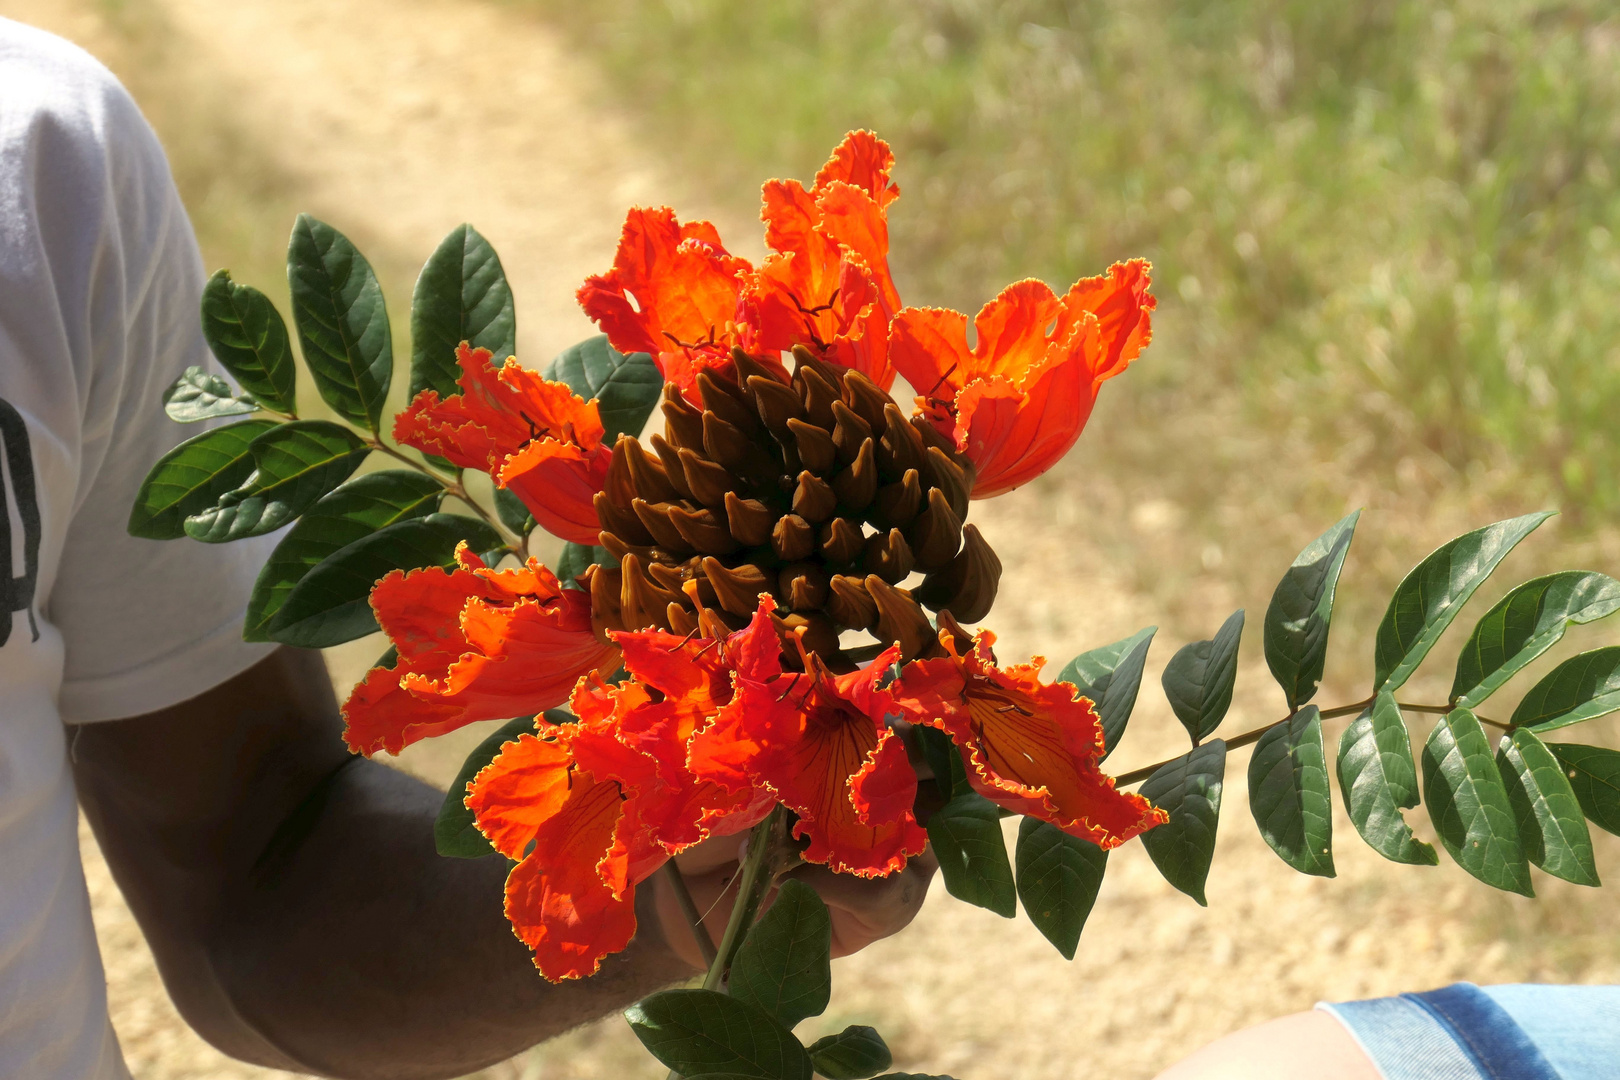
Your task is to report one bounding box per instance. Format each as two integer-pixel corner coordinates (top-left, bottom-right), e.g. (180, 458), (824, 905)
(4, 26), (277, 723)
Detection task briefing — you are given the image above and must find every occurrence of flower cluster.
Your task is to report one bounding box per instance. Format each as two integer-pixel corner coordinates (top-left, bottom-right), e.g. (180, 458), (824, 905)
(341, 131), (1165, 980)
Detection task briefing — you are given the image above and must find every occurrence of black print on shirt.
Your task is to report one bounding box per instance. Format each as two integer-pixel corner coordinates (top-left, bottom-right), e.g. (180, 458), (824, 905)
(0, 396), (40, 647)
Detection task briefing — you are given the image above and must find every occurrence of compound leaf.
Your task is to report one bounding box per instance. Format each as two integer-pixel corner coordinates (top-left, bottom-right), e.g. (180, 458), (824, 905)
(200, 269), (297, 413)
(625, 989), (811, 1080)
(1248, 706), (1335, 877)
(1014, 817), (1108, 960)
(162, 366), (258, 422)
(927, 792), (1016, 917)
(127, 418), (278, 540)
(410, 223), (516, 400)
(434, 715), (538, 858)
(1337, 692), (1436, 865)
(1057, 626), (1156, 760)
(1161, 610), (1244, 743)
(1549, 743), (1620, 837)
(542, 334), (662, 442)
(1138, 740), (1226, 905)
(287, 214), (392, 432)
(806, 1026), (892, 1080)
(1496, 728), (1599, 886)
(730, 879), (832, 1029)
(183, 420), (369, 542)
(1264, 510), (1359, 710)
(1512, 647), (1620, 733)
(1453, 572), (1620, 708)
(1421, 708), (1532, 895)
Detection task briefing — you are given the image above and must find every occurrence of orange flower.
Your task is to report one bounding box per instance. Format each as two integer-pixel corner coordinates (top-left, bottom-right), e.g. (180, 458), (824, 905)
(395, 343), (612, 544)
(693, 612), (927, 877)
(465, 611), (775, 980)
(341, 546), (619, 756)
(576, 207), (766, 398)
(898, 616), (1166, 848)
(889, 260), (1155, 498)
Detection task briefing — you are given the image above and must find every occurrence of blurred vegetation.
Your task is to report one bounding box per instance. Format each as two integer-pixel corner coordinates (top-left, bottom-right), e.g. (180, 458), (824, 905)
(521, 0), (1620, 531)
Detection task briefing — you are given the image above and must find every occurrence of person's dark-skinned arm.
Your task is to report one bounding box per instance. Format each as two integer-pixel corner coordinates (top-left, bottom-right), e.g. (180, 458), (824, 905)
(71, 646), (935, 1080)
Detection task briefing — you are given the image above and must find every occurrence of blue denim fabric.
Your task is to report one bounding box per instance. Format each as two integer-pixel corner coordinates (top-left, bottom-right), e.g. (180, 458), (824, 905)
(1483, 984), (1620, 1080)
(1318, 995), (1485, 1080)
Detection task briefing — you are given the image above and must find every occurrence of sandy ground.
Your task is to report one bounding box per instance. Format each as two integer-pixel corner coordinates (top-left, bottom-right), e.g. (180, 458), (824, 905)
(6, 0), (1620, 1076)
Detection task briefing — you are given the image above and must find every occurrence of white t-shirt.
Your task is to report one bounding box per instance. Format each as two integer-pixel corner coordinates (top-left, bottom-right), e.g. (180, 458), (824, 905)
(0, 18), (275, 1078)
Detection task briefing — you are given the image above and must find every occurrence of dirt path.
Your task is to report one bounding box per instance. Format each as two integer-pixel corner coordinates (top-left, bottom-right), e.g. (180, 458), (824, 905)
(6, 0), (1619, 1076)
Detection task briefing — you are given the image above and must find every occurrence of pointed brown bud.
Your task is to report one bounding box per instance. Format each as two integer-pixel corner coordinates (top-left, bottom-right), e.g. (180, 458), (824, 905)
(916, 523), (1001, 623)
(603, 439), (637, 506)
(678, 447), (738, 508)
(786, 417), (837, 474)
(620, 435), (681, 504)
(750, 375), (804, 434)
(650, 434), (695, 500)
(865, 575), (935, 662)
(595, 491), (654, 546)
(796, 362), (841, 429)
(778, 562), (831, 612)
(632, 499), (694, 554)
(701, 556), (774, 617)
(724, 491), (776, 547)
(703, 411), (770, 478)
(830, 400), (873, 465)
(771, 611), (842, 659)
(621, 554), (680, 632)
(831, 438), (877, 510)
(586, 563), (624, 644)
(874, 468), (923, 528)
(772, 513), (816, 562)
(792, 470), (838, 523)
(599, 530), (659, 565)
(911, 413), (958, 455)
(819, 517), (865, 565)
(862, 527), (915, 584)
(908, 486), (963, 571)
(663, 385), (706, 450)
(646, 559), (693, 594)
(730, 348), (787, 395)
(876, 403), (927, 481)
(698, 371), (761, 435)
(668, 504), (740, 555)
(925, 445), (973, 521)
(666, 602), (698, 638)
(841, 370), (891, 435)
(826, 574), (879, 631)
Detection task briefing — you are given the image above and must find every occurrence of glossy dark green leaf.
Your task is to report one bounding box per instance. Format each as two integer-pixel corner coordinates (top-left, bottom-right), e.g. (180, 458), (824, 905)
(1549, 743), (1620, 836)
(730, 879), (832, 1029)
(1496, 729), (1599, 886)
(871, 1075), (961, 1080)
(927, 792), (1016, 917)
(162, 366), (258, 422)
(1138, 740), (1226, 905)
(1453, 572), (1620, 708)
(1248, 707), (1334, 876)
(807, 1026), (892, 1080)
(1014, 817), (1108, 960)
(127, 418), (279, 540)
(492, 485), (534, 536)
(183, 420), (369, 542)
(200, 269), (297, 413)
(625, 989), (812, 1080)
(1056, 626), (1156, 760)
(265, 513), (501, 647)
(244, 470), (443, 640)
(409, 223), (517, 400)
(1512, 647), (1620, 733)
(1161, 609), (1244, 743)
(1374, 512), (1553, 692)
(287, 214), (392, 432)
(555, 541), (613, 590)
(1337, 691), (1436, 865)
(434, 715), (538, 858)
(542, 334), (663, 442)
(1421, 708), (1532, 895)
(1264, 511), (1359, 710)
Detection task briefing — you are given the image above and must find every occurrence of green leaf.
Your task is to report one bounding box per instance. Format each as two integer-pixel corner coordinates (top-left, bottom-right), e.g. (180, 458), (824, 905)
(493, 485), (534, 536)
(1014, 817), (1107, 960)
(162, 366), (258, 422)
(1421, 708), (1533, 895)
(434, 715), (537, 858)
(807, 1026), (892, 1080)
(244, 470), (443, 640)
(265, 513), (502, 647)
(183, 420), (369, 542)
(287, 214), (393, 432)
(730, 879), (832, 1029)
(409, 223), (517, 400)
(542, 334), (663, 442)
(555, 541), (613, 589)
(200, 269), (297, 414)
(625, 989), (812, 1080)
(1138, 740), (1226, 905)
(1056, 626), (1156, 760)
(1549, 743), (1620, 837)
(927, 792), (1016, 917)
(1337, 692), (1436, 865)
(1248, 706), (1335, 877)
(1453, 572), (1620, 708)
(1264, 510), (1359, 710)
(1496, 729), (1599, 886)
(909, 724), (968, 805)
(1161, 609), (1244, 743)
(127, 418), (279, 540)
(1374, 512), (1554, 692)
(871, 1075), (961, 1080)
(1511, 647), (1620, 733)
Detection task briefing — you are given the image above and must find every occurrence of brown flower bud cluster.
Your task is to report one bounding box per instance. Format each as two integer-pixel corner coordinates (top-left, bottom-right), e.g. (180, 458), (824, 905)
(581, 347), (1002, 666)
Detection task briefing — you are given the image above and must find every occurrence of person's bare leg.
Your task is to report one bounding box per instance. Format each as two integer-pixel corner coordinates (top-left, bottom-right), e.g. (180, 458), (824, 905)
(1153, 1011), (1383, 1080)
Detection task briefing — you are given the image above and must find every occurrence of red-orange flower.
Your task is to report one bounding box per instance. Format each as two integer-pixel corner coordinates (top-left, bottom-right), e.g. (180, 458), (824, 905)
(693, 613), (927, 877)
(899, 617), (1166, 848)
(341, 546), (619, 756)
(395, 344), (612, 544)
(889, 260), (1155, 498)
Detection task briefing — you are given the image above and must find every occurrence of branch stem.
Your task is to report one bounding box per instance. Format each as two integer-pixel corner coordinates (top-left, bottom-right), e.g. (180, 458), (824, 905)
(661, 861), (717, 967)
(365, 437), (528, 557)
